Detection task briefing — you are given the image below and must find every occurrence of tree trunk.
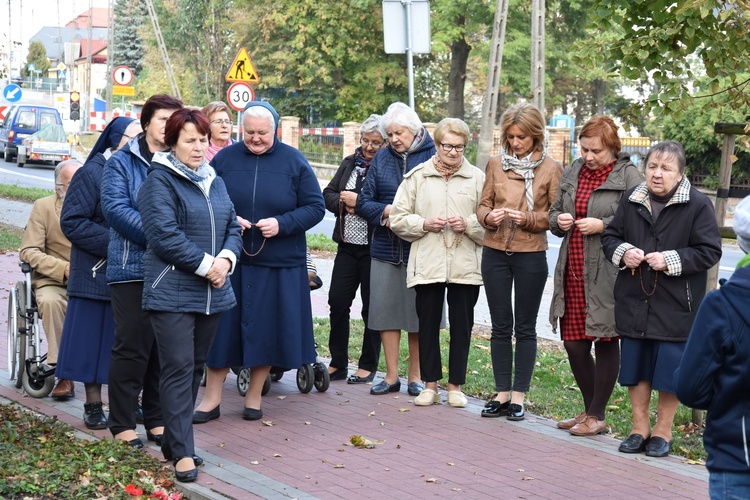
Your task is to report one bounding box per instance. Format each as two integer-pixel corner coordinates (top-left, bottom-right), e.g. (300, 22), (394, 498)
(447, 18), (470, 119)
(593, 79), (606, 115)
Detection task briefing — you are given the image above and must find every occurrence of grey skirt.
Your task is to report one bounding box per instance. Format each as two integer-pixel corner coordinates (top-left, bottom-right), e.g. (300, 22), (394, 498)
(367, 259), (419, 332)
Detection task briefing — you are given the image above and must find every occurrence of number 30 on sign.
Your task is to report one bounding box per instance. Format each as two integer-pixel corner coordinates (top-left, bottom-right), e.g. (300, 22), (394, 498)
(227, 82), (255, 111)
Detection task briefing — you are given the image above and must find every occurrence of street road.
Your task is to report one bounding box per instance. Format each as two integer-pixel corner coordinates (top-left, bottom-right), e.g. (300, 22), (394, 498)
(0, 166), (741, 281)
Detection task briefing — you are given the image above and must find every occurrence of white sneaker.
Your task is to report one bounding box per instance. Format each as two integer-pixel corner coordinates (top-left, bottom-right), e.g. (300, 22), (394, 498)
(413, 388), (441, 406)
(447, 390), (468, 408)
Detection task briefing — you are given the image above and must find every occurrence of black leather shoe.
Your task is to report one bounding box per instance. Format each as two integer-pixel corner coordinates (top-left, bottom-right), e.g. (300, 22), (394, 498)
(407, 382), (424, 396)
(507, 403), (525, 421)
(481, 400), (510, 418)
(618, 434), (650, 454)
(146, 430), (163, 447)
(645, 436), (672, 457)
(193, 405), (220, 424)
(127, 438), (144, 449)
(347, 372), (376, 384)
(243, 407), (263, 420)
(174, 457), (198, 483)
(83, 402), (108, 430)
(328, 368), (348, 381)
(161, 443), (204, 467)
(370, 379), (401, 395)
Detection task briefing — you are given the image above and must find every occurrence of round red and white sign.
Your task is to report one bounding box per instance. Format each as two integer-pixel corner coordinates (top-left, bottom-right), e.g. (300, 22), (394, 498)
(227, 82), (255, 111)
(112, 65), (134, 86)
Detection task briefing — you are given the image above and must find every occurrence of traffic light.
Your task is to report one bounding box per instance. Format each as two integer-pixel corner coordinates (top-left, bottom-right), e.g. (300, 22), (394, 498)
(70, 91), (80, 121)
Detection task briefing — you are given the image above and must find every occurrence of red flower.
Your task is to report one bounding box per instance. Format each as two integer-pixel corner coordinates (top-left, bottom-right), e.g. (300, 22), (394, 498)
(125, 483), (144, 496)
(149, 491), (168, 500)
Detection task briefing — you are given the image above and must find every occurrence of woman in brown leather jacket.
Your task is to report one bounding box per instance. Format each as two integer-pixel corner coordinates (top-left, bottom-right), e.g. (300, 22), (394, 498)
(477, 103), (562, 421)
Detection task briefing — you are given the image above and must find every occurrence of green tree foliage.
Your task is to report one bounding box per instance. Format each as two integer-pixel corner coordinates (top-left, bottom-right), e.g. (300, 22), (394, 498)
(657, 75), (750, 188)
(113, 0), (147, 76)
(232, 0), (409, 123)
(576, 0), (750, 119)
(23, 41), (50, 78)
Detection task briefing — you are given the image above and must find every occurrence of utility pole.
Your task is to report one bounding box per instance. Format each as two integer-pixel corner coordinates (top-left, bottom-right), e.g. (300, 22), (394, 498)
(85, 0), (93, 132)
(143, 0), (181, 100)
(106, 0), (114, 115)
(530, 0), (545, 115)
(476, 0), (510, 171)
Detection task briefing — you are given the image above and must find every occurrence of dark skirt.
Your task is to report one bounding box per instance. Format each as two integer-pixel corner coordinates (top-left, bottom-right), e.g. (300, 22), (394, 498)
(205, 264), (316, 371)
(618, 337), (686, 394)
(55, 297), (115, 384)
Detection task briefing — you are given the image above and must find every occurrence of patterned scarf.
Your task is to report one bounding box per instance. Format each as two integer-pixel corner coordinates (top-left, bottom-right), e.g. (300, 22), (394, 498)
(501, 148), (547, 210)
(433, 155), (462, 180)
(353, 147), (372, 177)
(166, 153), (211, 182)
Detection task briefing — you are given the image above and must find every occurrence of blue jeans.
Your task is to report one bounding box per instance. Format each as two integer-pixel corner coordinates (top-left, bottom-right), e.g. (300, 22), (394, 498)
(710, 471), (750, 500)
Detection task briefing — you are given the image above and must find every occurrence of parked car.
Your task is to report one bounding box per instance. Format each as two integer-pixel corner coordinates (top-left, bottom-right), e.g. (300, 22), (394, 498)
(16, 124), (72, 168)
(0, 105), (63, 162)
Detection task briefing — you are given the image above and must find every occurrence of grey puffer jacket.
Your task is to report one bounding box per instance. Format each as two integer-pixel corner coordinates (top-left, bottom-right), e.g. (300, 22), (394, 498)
(549, 153), (643, 338)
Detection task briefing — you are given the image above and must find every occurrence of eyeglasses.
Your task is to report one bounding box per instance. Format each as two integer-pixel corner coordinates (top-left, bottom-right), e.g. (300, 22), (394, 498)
(55, 182), (70, 188)
(211, 119), (232, 126)
(361, 138), (384, 149)
(440, 143), (466, 153)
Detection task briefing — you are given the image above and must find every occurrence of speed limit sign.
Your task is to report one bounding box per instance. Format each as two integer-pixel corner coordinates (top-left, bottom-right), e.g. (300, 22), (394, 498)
(227, 82), (255, 111)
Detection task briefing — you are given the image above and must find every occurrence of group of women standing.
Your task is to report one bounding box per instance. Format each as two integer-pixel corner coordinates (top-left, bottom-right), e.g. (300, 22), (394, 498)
(326, 102), (722, 461)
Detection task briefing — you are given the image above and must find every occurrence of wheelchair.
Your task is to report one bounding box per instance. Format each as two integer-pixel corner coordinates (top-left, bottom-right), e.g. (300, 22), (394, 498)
(6, 262), (56, 398)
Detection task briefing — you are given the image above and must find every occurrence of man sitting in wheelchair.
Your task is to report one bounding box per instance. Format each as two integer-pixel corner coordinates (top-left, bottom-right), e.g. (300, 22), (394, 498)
(19, 159), (81, 400)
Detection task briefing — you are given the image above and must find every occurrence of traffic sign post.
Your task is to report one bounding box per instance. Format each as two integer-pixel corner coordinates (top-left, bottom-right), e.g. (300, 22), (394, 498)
(227, 82), (255, 111)
(112, 66), (134, 86)
(3, 84), (23, 103)
(225, 47), (260, 84)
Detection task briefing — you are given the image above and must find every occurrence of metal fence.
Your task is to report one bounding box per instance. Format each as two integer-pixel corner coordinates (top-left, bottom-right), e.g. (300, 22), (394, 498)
(296, 127), (344, 165)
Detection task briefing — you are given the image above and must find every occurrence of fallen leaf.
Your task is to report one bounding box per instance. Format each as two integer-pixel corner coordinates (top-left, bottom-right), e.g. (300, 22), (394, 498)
(273, 454), (282, 458)
(380, 422), (385, 426)
(517, 469), (524, 472)
(452, 488), (462, 491)
(522, 476), (535, 481)
(426, 478), (439, 483)
(398, 408), (409, 412)
(304, 421), (311, 425)
(262, 421), (274, 426)
(368, 411), (376, 417)
(277, 395), (286, 400)
(385, 468), (390, 471)
(219, 443), (225, 447)
(447, 462), (455, 466)
(334, 464), (345, 469)
(250, 460), (259, 465)
(349, 435), (385, 449)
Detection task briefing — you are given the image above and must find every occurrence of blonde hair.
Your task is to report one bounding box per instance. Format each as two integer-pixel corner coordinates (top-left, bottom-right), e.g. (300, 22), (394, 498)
(201, 101), (232, 121)
(499, 103), (545, 153)
(434, 118), (470, 146)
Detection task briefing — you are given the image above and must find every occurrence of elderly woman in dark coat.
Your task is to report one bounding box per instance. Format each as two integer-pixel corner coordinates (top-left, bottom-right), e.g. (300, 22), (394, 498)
(549, 116), (643, 436)
(323, 114), (384, 383)
(57, 117), (142, 430)
(193, 101), (325, 422)
(358, 102), (436, 397)
(601, 140), (722, 458)
(138, 109), (241, 482)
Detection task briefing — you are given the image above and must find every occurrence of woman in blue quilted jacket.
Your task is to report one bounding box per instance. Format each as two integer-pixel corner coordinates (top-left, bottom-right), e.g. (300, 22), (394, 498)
(358, 102), (436, 397)
(138, 109), (241, 483)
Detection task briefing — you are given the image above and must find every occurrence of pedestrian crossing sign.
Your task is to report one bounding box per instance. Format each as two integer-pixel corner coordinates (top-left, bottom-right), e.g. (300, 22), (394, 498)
(225, 47), (259, 83)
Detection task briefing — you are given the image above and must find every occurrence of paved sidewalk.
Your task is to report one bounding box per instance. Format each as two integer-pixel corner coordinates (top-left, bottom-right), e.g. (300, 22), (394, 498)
(0, 246), (709, 499)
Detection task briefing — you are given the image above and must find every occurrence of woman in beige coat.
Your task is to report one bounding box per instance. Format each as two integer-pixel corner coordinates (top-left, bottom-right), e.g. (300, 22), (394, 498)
(549, 115), (643, 436)
(390, 118), (485, 408)
(477, 103), (562, 421)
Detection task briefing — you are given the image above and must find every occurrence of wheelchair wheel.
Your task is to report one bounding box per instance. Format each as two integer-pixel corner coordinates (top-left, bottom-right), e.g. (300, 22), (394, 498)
(22, 363), (55, 398)
(8, 282), (27, 388)
(296, 364), (315, 394)
(262, 373), (271, 396)
(236, 368), (249, 396)
(313, 362), (330, 393)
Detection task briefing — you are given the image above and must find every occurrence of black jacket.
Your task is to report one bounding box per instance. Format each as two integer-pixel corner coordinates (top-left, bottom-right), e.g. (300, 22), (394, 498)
(675, 265), (750, 473)
(322, 153), (373, 245)
(601, 177), (722, 341)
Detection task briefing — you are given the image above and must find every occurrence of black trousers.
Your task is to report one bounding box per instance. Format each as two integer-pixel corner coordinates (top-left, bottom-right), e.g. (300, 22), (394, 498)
(415, 282), (480, 385)
(482, 248), (548, 393)
(108, 282), (163, 435)
(150, 311), (220, 460)
(328, 242), (381, 372)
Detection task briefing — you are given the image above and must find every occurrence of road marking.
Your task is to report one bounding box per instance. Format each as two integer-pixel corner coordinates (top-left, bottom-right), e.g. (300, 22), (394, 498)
(0, 167), (54, 185)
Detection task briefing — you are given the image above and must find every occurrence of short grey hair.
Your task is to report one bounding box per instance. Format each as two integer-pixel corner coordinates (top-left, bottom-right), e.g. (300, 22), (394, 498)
(360, 114), (384, 139)
(54, 159), (82, 184)
(380, 102), (422, 137)
(644, 140), (686, 174)
(242, 106), (275, 131)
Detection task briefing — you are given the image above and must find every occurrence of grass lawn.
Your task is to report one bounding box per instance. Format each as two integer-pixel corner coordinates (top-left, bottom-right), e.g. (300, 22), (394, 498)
(311, 317), (707, 463)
